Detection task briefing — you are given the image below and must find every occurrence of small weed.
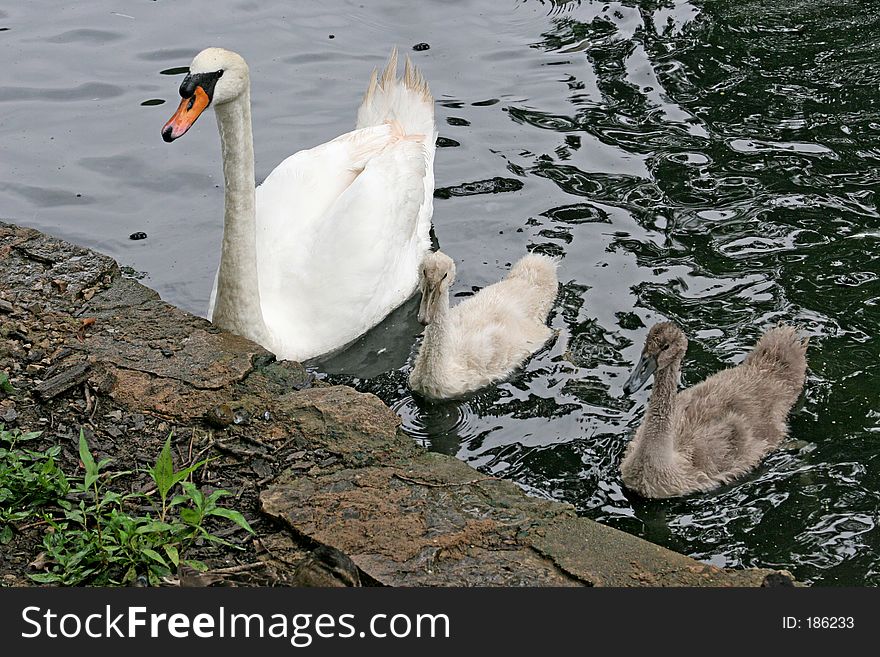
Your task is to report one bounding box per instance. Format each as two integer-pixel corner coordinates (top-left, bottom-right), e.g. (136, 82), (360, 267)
(0, 425), (69, 544)
(0, 426), (254, 586)
(0, 373), (14, 395)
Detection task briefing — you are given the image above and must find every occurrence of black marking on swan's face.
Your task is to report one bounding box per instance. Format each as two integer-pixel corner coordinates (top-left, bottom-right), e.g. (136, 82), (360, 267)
(162, 69), (225, 143)
(179, 70), (224, 101)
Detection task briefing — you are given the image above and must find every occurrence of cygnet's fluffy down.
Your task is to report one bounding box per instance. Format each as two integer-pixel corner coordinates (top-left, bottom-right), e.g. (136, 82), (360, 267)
(409, 251), (559, 399)
(621, 322), (808, 498)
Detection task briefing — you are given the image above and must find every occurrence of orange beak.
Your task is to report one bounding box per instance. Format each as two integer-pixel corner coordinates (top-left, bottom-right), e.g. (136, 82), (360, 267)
(162, 86), (210, 142)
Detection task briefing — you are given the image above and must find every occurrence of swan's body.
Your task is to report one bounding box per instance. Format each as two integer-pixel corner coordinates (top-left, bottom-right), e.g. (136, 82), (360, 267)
(621, 323), (808, 499)
(409, 251), (559, 399)
(163, 48), (435, 361)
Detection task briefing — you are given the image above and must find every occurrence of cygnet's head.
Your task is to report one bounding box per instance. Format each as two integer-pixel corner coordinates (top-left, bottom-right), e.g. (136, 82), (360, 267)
(162, 47), (249, 142)
(417, 251), (456, 326)
(623, 321), (688, 394)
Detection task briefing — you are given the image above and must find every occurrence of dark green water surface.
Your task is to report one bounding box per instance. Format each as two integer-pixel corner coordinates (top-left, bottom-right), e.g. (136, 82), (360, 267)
(2, 1), (877, 584)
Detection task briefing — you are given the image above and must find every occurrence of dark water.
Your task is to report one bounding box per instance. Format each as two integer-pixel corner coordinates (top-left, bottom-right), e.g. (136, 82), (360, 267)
(2, 1), (878, 585)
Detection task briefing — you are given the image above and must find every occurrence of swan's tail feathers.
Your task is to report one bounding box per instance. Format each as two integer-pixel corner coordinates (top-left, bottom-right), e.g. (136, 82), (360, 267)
(743, 324), (809, 392)
(357, 48), (435, 141)
(507, 253), (560, 321)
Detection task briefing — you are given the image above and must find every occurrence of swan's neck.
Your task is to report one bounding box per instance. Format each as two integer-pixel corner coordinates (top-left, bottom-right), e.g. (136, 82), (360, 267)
(415, 290), (451, 374)
(211, 88), (271, 346)
(637, 359), (681, 463)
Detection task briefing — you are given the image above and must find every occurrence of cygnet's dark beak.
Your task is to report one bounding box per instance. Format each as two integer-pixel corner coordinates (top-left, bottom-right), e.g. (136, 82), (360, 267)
(417, 285), (439, 326)
(623, 351), (658, 395)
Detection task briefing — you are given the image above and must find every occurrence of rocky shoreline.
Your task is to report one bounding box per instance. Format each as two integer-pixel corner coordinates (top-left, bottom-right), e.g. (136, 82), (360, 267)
(0, 221), (794, 586)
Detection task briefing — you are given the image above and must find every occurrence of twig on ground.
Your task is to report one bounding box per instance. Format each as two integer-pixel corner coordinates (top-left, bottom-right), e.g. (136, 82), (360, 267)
(209, 562), (266, 575)
(16, 518), (56, 532)
(187, 429), (195, 463)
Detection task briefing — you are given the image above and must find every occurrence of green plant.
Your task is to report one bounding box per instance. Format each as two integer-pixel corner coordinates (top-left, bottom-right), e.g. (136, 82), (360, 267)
(30, 431), (254, 586)
(148, 434), (210, 523)
(0, 372), (14, 394)
(0, 426), (68, 544)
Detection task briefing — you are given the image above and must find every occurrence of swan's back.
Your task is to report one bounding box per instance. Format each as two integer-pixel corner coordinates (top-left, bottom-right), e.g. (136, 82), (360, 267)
(446, 254), (558, 382)
(671, 360), (801, 475)
(678, 326), (806, 434)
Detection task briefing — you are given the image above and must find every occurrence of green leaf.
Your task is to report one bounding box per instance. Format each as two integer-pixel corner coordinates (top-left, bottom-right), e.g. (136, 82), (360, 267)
(78, 430), (100, 488)
(99, 491), (123, 506)
(205, 489), (232, 507)
(181, 482), (204, 510)
(0, 524), (12, 544)
(135, 521), (176, 535)
(198, 529), (236, 548)
(169, 495), (189, 507)
(148, 434), (211, 507)
(180, 507), (202, 526)
(207, 507), (255, 534)
(0, 372), (14, 394)
(28, 572), (62, 584)
(148, 435), (175, 501)
(142, 548), (168, 568)
(182, 559), (209, 572)
(168, 458), (210, 491)
(122, 565), (138, 585)
(164, 544), (179, 568)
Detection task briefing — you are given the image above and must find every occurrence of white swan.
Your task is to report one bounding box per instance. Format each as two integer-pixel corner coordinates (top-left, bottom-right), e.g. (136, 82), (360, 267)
(162, 47), (435, 361)
(409, 251), (559, 399)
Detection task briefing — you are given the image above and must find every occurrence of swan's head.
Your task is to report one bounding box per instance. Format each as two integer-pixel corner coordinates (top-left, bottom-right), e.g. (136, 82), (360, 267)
(417, 251), (456, 326)
(623, 321), (688, 394)
(162, 47), (249, 142)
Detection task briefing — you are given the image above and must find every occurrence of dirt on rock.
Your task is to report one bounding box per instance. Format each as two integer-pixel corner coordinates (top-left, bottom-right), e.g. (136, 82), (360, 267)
(0, 222), (330, 586)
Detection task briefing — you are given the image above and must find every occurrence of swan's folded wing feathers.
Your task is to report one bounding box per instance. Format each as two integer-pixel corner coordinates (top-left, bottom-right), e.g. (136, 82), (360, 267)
(254, 124), (417, 355)
(255, 124), (403, 262)
(267, 137), (428, 358)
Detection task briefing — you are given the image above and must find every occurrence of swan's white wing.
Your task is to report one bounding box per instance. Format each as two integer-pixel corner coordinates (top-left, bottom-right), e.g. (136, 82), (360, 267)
(255, 124), (398, 269)
(356, 50), (436, 274)
(209, 131), (370, 320)
(254, 125), (431, 360)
